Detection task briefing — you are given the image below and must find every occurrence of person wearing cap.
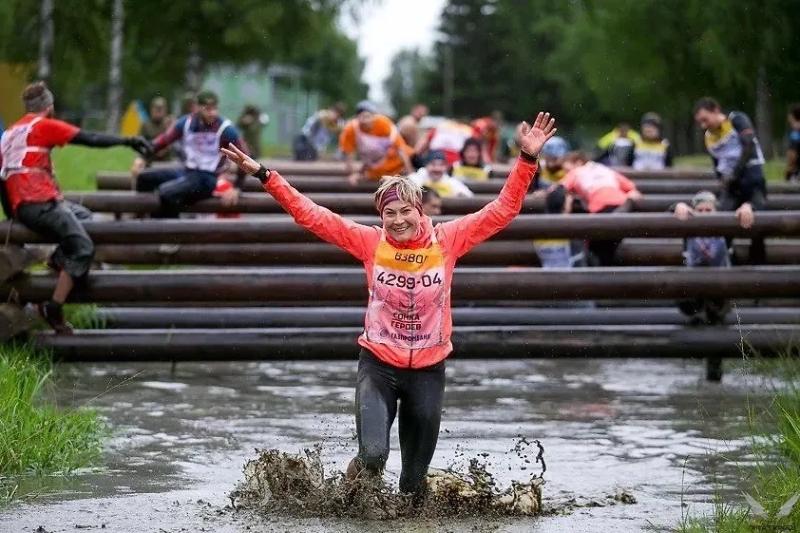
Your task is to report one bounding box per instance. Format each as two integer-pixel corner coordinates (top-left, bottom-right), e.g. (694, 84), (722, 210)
(411, 150), (474, 198)
(538, 135), (570, 184)
(632, 112), (672, 170)
(450, 137), (492, 182)
(135, 90), (249, 216)
(0, 81), (152, 333)
(672, 191), (749, 323)
(221, 111), (557, 503)
(340, 101), (413, 185)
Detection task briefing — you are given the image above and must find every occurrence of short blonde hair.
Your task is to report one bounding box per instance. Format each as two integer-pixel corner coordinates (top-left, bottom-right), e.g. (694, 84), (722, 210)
(374, 175), (422, 212)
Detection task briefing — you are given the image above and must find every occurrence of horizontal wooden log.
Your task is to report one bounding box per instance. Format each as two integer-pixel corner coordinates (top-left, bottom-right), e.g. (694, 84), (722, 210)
(97, 171), (800, 196)
(257, 159), (717, 181)
(95, 306), (800, 329)
(4, 213), (799, 245)
(65, 191), (800, 215)
(92, 239), (800, 266)
(5, 267), (800, 303)
(35, 324), (796, 361)
(61, 191), (800, 215)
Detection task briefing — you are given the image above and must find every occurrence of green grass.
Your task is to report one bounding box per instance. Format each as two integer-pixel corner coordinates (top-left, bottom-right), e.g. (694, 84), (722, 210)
(0, 343), (104, 504)
(63, 304), (106, 330)
(677, 349), (800, 532)
(51, 145), (137, 191)
(674, 154), (785, 182)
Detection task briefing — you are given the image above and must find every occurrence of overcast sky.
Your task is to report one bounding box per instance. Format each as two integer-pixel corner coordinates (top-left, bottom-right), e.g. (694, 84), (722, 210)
(341, 0), (446, 106)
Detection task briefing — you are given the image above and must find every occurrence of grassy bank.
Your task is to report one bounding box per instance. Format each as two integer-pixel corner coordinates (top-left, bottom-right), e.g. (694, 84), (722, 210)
(0, 343), (104, 503)
(51, 145), (136, 191)
(679, 354), (800, 532)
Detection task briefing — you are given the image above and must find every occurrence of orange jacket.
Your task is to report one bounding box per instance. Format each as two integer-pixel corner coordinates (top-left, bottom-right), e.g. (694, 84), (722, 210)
(263, 155), (538, 368)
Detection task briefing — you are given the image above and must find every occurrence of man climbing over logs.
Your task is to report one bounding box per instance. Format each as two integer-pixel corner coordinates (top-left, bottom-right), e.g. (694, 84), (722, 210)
(221, 112), (557, 503)
(135, 90), (249, 217)
(693, 97), (766, 264)
(0, 81), (152, 333)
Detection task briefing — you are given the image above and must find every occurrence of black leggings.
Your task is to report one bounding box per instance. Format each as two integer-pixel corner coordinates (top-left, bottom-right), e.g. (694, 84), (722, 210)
(355, 349), (446, 494)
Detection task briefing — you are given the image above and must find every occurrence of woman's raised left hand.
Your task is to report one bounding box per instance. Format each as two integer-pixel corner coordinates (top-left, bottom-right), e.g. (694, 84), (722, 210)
(518, 112), (557, 158)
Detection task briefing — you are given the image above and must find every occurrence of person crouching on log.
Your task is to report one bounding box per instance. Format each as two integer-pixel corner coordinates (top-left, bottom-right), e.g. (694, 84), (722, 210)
(0, 82), (153, 334)
(221, 112), (556, 501)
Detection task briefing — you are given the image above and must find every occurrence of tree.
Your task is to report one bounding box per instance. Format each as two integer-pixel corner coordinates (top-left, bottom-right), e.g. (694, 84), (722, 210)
(383, 49), (429, 116)
(0, 0), (368, 117)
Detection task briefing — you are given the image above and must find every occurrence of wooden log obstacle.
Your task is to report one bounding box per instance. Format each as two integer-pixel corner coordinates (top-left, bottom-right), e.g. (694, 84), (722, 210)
(60, 191), (800, 215)
(97, 171), (800, 196)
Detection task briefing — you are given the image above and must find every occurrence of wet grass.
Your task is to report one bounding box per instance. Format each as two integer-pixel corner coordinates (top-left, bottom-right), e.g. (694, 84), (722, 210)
(63, 304), (106, 330)
(677, 349), (800, 532)
(0, 343), (104, 504)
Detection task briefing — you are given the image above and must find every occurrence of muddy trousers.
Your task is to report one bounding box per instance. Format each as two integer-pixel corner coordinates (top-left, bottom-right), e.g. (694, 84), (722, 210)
(355, 349), (446, 494)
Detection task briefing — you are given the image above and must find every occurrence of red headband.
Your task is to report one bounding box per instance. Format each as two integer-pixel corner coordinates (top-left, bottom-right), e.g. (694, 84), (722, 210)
(377, 186), (422, 215)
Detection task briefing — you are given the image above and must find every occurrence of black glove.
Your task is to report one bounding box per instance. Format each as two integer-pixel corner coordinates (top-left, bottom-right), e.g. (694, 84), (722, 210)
(126, 136), (154, 158)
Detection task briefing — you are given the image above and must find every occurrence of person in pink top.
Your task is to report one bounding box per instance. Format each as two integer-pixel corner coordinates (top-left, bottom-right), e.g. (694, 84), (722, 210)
(221, 111), (557, 502)
(559, 151), (641, 213)
(559, 151), (642, 265)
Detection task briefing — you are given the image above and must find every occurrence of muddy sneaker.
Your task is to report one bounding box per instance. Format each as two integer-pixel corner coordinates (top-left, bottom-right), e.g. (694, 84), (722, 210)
(37, 301), (74, 335)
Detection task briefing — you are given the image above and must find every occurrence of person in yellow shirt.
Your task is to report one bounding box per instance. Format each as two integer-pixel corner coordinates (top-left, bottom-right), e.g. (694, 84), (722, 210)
(632, 112), (673, 170)
(339, 101), (413, 184)
(538, 136), (570, 184)
(450, 138), (491, 182)
(596, 122), (641, 167)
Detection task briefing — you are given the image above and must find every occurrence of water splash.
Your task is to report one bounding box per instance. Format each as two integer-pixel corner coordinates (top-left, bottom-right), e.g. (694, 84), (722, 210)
(230, 445), (544, 520)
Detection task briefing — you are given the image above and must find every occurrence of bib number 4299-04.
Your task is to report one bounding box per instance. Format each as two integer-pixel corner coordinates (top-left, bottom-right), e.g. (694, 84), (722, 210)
(377, 271), (442, 289)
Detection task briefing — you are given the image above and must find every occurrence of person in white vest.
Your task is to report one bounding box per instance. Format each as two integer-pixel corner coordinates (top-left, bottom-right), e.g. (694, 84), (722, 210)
(135, 90), (249, 217)
(0, 81), (152, 333)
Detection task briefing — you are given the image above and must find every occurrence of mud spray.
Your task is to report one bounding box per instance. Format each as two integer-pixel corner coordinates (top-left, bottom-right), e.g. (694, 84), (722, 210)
(230, 438), (547, 520)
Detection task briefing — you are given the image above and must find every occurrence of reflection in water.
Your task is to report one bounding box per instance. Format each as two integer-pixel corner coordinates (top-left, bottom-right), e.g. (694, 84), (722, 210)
(1, 358), (764, 531)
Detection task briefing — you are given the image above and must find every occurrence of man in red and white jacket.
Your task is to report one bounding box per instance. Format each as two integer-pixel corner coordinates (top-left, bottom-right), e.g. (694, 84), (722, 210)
(0, 81), (152, 333)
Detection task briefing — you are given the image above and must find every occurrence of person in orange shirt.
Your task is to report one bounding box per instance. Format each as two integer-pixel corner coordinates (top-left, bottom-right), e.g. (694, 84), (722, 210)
(340, 101), (413, 185)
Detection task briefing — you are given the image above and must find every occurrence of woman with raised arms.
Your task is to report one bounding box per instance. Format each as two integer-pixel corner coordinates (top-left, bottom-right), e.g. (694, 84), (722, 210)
(220, 112), (557, 502)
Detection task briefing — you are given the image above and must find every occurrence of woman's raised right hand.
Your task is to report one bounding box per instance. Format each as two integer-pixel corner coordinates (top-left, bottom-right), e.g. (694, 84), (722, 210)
(220, 143), (260, 175)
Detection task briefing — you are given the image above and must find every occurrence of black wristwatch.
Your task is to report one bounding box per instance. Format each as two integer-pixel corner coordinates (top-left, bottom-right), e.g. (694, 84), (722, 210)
(253, 165), (271, 183)
(520, 150), (539, 163)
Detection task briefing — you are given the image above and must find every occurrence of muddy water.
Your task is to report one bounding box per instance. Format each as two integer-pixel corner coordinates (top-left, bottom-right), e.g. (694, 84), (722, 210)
(1, 358), (764, 532)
